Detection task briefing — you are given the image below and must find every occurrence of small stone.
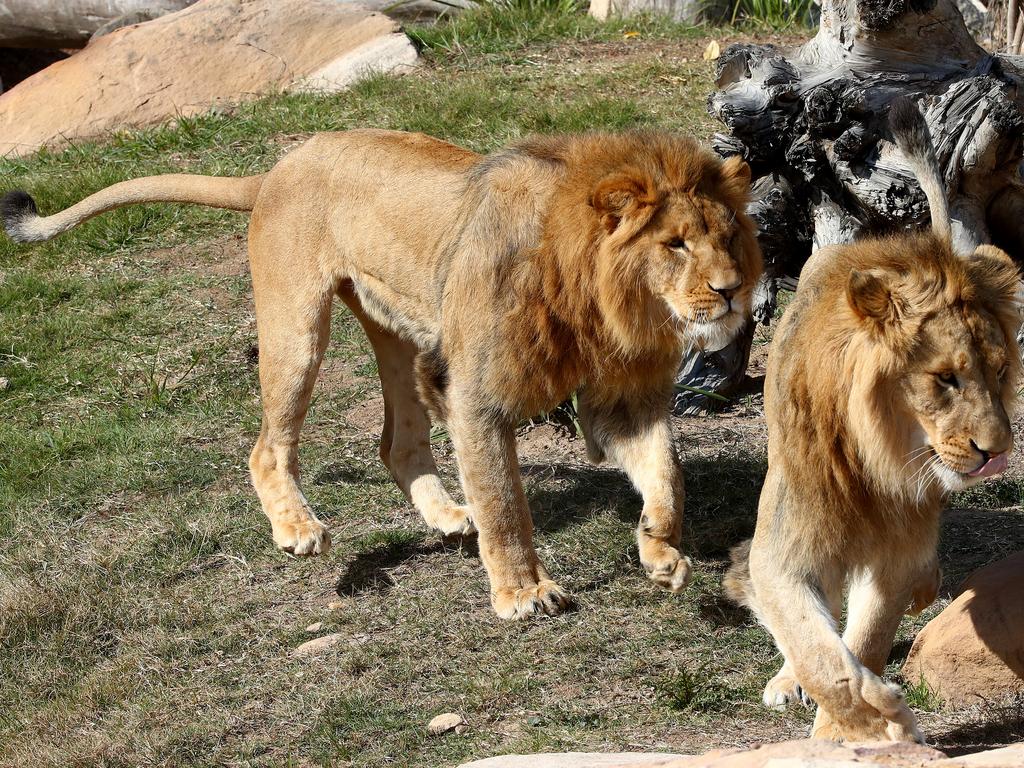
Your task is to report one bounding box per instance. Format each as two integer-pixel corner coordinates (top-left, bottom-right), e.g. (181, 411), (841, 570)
(454, 723), (470, 735)
(0, 377), (8, 391)
(292, 633), (344, 657)
(305, 622), (324, 633)
(327, 600), (345, 611)
(427, 712), (464, 735)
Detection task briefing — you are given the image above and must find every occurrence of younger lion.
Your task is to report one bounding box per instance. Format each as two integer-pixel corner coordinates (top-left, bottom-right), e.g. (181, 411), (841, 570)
(724, 99), (1022, 740)
(4, 129), (761, 619)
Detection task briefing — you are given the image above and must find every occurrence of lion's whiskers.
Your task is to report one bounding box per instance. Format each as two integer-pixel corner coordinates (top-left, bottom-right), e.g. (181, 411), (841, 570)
(899, 445), (933, 476)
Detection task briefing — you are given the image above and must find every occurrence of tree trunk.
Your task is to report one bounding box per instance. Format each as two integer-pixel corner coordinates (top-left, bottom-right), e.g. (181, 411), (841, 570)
(677, 0), (1024, 412)
(0, 0), (195, 48)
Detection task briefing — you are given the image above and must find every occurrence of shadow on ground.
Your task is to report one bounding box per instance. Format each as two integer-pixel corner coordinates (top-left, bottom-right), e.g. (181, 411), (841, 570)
(523, 451), (766, 567)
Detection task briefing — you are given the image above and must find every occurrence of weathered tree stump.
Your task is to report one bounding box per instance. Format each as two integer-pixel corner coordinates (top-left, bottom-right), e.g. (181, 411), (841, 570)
(676, 0), (1024, 412)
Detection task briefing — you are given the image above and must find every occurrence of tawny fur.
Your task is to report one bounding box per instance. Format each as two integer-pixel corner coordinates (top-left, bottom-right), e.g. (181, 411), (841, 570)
(4, 129), (761, 620)
(725, 232), (1021, 741)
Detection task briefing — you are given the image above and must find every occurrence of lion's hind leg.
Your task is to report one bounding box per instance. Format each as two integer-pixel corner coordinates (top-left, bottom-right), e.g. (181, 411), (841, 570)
(339, 288), (473, 537)
(247, 251), (334, 556)
(724, 540), (811, 710)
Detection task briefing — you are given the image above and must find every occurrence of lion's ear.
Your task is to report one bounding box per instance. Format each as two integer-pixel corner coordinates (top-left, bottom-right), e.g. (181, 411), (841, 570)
(971, 244), (1015, 266)
(590, 171), (657, 234)
(720, 155), (752, 200)
(967, 244), (1021, 304)
(848, 268), (902, 325)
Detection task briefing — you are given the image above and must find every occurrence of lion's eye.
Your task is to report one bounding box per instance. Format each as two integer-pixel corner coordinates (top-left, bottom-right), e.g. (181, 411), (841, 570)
(936, 371), (959, 389)
(667, 238), (688, 252)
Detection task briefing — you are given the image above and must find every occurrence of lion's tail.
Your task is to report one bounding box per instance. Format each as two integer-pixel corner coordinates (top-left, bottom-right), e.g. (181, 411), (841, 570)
(2, 173), (266, 243)
(890, 96), (951, 243)
(722, 538), (755, 610)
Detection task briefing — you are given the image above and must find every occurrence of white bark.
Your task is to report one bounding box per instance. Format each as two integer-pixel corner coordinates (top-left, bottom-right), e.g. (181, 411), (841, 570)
(0, 0), (195, 48)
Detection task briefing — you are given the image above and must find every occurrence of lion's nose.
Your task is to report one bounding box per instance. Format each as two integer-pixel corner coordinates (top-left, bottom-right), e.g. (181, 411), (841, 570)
(969, 441), (1010, 478)
(708, 279), (742, 301)
(971, 438), (1012, 461)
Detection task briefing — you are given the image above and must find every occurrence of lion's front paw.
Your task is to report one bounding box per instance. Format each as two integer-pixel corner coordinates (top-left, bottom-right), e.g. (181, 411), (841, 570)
(811, 704), (918, 744)
(640, 540), (692, 593)
(492, 580), (572, 620)
(273, 518), (331, 556)
(886, 719), (924, 744)
(810, 708), (885, 742)
(763, 668), (811, 711)
(430, 504), (476, 537)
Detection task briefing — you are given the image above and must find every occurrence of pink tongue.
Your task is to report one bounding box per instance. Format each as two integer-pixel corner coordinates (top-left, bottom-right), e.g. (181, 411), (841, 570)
(969, 452), (1009, 478)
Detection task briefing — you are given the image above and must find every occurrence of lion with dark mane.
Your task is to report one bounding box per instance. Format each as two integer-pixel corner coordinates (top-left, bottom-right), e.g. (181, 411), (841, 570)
(724, 100), (1021, 739)
(3, 129), (761, 619)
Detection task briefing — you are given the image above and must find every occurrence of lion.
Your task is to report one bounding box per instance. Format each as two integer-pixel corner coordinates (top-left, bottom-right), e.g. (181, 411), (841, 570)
(3, 129), (762, 620)
(723, 98), (1022, 740)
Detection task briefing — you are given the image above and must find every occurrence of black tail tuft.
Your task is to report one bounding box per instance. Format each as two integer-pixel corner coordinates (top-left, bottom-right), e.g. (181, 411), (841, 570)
(1, 190), (39, 242)
(889, 96), (930, 161)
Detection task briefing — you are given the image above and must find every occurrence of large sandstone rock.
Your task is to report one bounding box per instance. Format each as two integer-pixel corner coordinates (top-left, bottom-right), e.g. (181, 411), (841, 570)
(0, 0), (419, 157)
(904, 550), (1024, 706)
(458, 740), (1024, 768)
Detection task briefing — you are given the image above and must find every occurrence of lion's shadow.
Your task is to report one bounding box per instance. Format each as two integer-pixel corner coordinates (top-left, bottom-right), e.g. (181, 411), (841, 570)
(524, 451), (767, 561)
(332, 450), (1024, 608)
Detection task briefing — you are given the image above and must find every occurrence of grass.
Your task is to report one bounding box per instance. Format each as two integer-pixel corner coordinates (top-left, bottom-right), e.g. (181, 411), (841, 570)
(0, 5), (1022, 767)
(728, 0), (815, 28)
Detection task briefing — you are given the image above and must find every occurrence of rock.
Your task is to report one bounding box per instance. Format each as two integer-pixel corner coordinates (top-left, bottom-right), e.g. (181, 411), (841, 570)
(953, 745), (1024, 767)
(457, 740), (949, 768)
(459, 754), (684, 767)
(354, 0), (474, 22)
(305, 621), (324, 633)
(292, 633), (344, 657)
(0, 0), (419, 157)
(0, 377), (8, 391)
(904, 550), (1024, 706)
(426, 712), (464, 736)
(327, 600), (345, 611)
(456, 741), (1024, 768)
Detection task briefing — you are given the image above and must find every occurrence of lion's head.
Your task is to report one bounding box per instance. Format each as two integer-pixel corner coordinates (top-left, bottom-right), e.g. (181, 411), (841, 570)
(845, 237), (1022, 494)
(538, 133), (762, 357)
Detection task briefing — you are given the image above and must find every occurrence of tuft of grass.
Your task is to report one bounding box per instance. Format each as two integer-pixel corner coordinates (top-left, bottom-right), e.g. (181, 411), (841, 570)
(953, 477), (1024, 509)
(903, 675), (942, 712)
(729, 0), (815, 28)
(657, 666), (748, 714)
(409, 2), (708, 60)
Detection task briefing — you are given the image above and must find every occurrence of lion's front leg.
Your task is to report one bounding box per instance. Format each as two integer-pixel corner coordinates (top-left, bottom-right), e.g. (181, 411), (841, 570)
(447, 393), (570, 620)
(749, 549), (922, 744)
(579, 389), (690, 593)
